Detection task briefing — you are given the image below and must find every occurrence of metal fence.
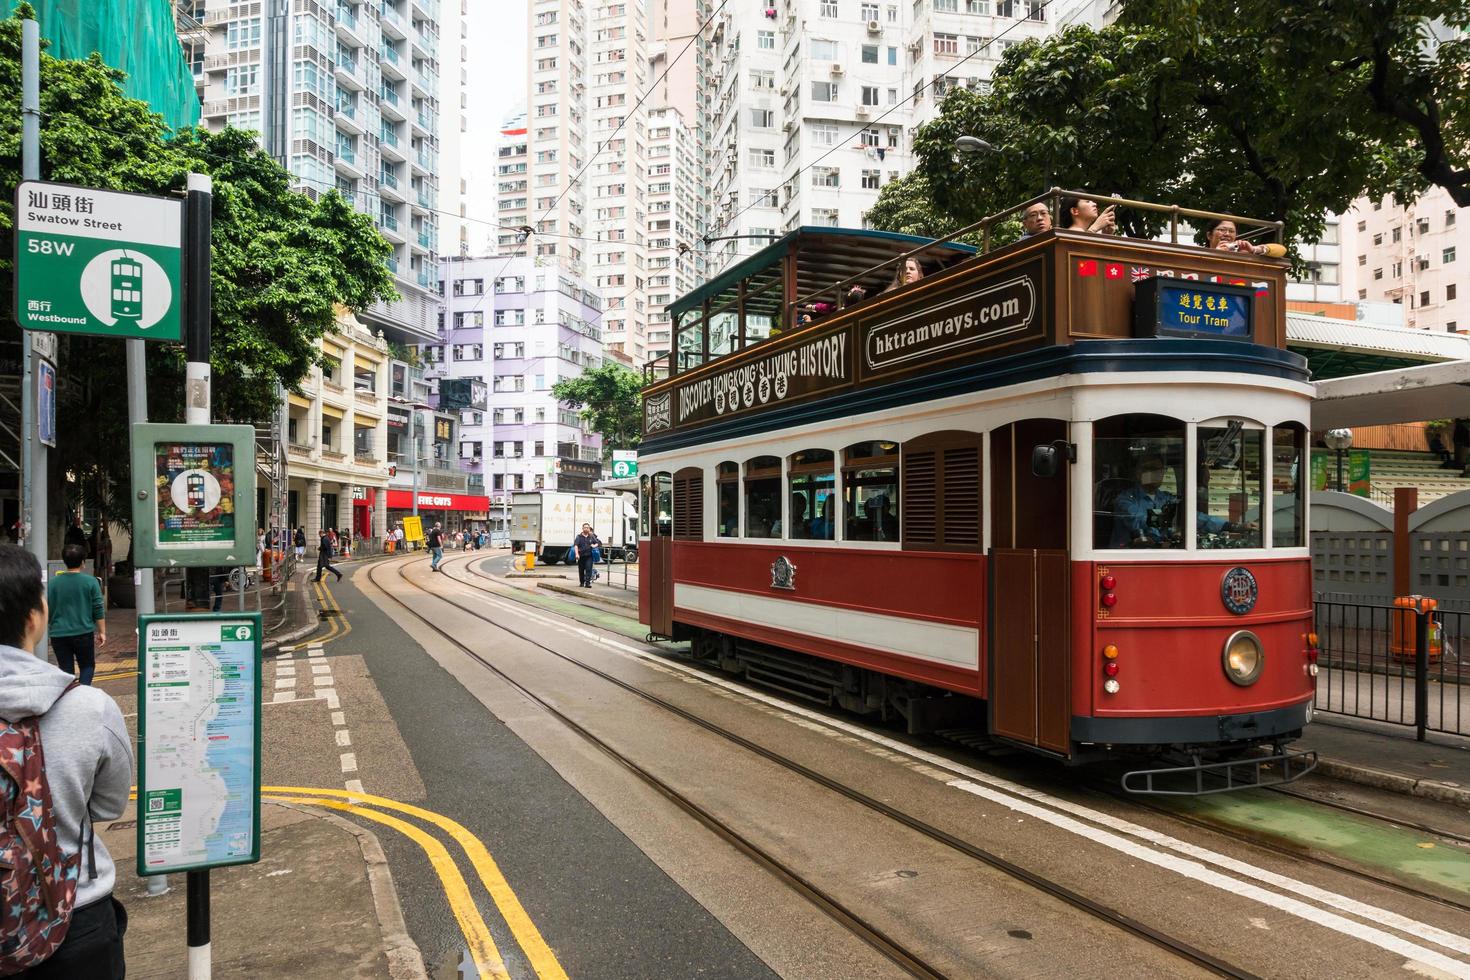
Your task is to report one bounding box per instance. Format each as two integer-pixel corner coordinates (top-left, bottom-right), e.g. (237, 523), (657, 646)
(1313, 599), (1467, 739)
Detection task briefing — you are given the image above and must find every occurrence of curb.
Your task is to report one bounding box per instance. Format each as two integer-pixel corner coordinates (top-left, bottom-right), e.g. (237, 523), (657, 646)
(539, 580), (639, 614)
(1313, 756), (1470, 807)
(272, 801), (429, 980)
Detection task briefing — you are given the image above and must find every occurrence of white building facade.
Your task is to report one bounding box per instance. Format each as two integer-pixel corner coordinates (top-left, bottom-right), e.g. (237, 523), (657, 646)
(432, 256), (606, 519)
(1343, 187), (1468, 333)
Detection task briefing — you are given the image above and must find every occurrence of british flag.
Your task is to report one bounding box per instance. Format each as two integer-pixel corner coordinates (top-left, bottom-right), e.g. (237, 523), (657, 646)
(1129, 266), (1151, 283)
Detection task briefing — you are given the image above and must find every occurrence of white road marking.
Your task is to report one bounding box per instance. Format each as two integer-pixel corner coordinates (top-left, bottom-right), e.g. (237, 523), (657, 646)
(312, 675), (333, 687)
(274, 678), (296, 690)
(443, 577), (1470, 969)
(345, 778), (365, 796)
(335, 729), (352, 747)
(323, 689), (340, 710)
(271, 691), (296, 704)
(311, 664), (331, 675)
(331, 711), (346, 726)
(340, 752), (358, 773)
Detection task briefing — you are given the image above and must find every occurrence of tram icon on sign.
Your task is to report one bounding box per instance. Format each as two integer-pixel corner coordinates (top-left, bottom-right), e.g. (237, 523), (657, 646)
(111, 254), (144, 322)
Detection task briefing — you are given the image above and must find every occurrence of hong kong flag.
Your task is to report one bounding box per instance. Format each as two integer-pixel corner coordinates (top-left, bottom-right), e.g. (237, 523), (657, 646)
(1076, 259), (1098, 277)
(1104, 263), (1125, 280)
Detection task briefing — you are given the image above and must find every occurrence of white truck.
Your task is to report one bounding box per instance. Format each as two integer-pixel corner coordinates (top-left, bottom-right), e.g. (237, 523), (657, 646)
(511, 490), (638, 563)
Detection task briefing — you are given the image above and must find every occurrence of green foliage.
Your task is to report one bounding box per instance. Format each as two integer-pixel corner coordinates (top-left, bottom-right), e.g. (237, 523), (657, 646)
(0, 9), (396, 529)
(867, 8), (1463, 249)
(552, 362), (643, 461)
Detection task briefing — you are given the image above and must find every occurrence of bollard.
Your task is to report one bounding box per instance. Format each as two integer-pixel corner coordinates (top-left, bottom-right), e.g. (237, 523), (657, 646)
(525, 549), (537, 571)
(1415, 600), (1432, 742)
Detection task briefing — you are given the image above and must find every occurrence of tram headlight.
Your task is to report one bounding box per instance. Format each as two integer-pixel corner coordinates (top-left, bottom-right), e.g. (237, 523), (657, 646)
(1222, 630), (1264, 687)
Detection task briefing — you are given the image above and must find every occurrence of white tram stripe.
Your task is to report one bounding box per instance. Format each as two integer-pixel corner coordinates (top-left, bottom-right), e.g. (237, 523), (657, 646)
(447, 578), (1470, 967)
(674, 582), (980, 670)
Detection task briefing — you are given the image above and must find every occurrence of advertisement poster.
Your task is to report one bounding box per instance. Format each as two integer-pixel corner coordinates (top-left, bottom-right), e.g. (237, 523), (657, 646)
(1310, 450), (1371, 497)
(155, 442), (236, 545)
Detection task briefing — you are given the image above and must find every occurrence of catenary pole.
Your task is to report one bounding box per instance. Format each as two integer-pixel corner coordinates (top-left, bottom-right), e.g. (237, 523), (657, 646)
(183, 171), (214, 980)
(21, 18), (48, 661)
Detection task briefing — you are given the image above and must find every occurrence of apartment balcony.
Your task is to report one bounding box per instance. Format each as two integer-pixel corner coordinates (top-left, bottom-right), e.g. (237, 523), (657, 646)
(378, 1), (407, 40)
(378, 171), (406, 204)
(334, 4), (366, 46)
(334, 102), (365, 136)
(334, 147), (366, 181)
(378, 212), (406, 244)
(378, 86), (406, 121)
(379, 42), (407, 81)
(378, 124), (406, 162)
(334, 57), (364, 92)
(411, 67), (436, 101)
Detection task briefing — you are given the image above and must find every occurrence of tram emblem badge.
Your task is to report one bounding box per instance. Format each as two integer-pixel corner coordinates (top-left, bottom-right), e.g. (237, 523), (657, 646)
(770, 556), (797, 591)
(645, 392), (672, 433)
(1221, 566), (1258, 615)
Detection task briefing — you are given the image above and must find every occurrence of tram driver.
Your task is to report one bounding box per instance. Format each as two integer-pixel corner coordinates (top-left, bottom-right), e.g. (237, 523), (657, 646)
(1110, 454), (1247, 548)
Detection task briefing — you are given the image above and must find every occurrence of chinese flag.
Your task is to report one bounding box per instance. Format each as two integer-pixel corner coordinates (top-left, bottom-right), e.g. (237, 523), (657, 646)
(1077, 259), (1098, 277)
(1104, 263), (1124, 280)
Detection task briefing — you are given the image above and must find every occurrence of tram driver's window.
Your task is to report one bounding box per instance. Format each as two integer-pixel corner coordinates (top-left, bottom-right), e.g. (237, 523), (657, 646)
(654, 473), (673, 537)
(1197, 420), (1264, 549)
(1272, 423), (1306, 547)
(717, 462), (740, 537)
(639, 474), (651, 537)
(788, 449), (835, 540)
(744, 456), (782, 539)
(842, 441), (900, 542)
(1093, 415), (1185, 549)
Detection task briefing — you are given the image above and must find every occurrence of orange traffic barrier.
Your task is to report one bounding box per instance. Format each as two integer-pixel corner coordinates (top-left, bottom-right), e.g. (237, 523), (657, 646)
(1390, 595), (1442, 663)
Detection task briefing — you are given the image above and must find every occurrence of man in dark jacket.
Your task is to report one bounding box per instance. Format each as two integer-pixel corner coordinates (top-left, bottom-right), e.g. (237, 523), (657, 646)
(426, 523), (445, 572)
(573, 523), (601, 588)
(314, 529), (341, 582)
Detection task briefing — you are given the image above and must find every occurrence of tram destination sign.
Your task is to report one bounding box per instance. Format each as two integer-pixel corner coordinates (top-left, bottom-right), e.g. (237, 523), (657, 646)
(861, 258), (1044, 379)
(14, 181), (183, 341)
(1134, 277), (1255, 341)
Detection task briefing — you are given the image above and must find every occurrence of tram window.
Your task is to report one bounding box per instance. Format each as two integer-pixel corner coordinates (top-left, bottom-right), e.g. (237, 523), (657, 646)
(709, 306), (738, 359)
(673, 468), (704, 540)
(639, 474), (651, 537)
(901, 431), (983, 552)
(744, 456), (782, 539)
(675, 310), (705, 372)
(788, 449), (835, 540)
(1197, 421), (1264, 549)
(654, 473), (673, 537)
(1271, 423), (1306, 547)
(1093, 415), (1185, 549)
(717, 462), (739, 537)
(842, 441), (899, 542)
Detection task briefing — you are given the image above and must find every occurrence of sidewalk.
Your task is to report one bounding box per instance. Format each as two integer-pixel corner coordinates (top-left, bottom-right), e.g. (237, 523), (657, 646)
(104, 798), (426, 979)
(1295, 716), (1470, 806)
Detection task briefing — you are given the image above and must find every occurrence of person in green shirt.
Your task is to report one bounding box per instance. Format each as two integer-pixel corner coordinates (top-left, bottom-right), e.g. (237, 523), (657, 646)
(48, 543), (106, 685)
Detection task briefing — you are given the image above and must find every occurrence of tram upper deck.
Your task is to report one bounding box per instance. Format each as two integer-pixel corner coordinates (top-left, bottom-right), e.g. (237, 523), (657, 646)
(642, 192), (1295, 450)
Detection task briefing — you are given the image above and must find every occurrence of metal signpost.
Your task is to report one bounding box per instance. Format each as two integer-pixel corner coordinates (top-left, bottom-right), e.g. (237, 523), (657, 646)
(136, 613), (263, 979)
(14, 180), (184, 341)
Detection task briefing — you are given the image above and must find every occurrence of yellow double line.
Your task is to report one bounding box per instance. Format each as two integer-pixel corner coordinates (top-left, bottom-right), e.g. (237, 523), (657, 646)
(312, 575), (353, 646)
(265, 786), (568, 980)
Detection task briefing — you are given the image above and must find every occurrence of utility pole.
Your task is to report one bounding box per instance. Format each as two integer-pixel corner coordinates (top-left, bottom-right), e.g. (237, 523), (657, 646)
(20, 18), (48, 660)
(411, 406), (421, 520)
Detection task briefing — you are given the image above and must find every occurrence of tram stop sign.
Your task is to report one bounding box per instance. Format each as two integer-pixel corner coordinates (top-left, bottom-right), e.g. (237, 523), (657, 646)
(611, 450), (638, 479)
(14, 181), (183, 341)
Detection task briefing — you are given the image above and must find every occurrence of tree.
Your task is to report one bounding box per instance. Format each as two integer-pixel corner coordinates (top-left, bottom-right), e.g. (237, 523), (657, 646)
(1125, 0), (1470, 207)
(0, 10), (396, 536)
(552, 362), (643, 461)
(867, 20), (1413, 250)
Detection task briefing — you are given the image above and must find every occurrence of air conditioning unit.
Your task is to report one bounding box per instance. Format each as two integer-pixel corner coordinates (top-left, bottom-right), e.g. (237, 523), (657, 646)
(855, 105), (871, 117)
(830, 63), (845, 76)
(866, 19), (881, 33)
(782, 119), (796, 132)
(965, 76), (981, 90)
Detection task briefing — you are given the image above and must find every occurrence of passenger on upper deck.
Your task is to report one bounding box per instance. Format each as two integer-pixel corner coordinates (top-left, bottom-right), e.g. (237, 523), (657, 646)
(884, 257), (926, 293)
(1060, 195), (1117, 235)
(1204, 219), (1271, 256)
(1020, 202), (1052, 237)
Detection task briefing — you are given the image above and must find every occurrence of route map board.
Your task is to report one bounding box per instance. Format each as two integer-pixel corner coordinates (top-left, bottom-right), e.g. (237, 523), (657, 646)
(136, 613), (262, 876)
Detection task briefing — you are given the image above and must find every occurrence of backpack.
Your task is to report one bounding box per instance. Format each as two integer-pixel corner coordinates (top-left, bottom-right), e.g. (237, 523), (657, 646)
(0, 682), (94, 975)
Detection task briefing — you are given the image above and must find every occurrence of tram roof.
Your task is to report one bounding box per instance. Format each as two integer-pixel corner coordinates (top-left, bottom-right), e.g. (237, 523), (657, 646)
(670, 227), (977, 318)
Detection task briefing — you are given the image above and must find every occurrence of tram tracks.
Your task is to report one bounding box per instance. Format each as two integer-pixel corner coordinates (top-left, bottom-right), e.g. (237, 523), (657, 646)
(379, 554), (1258, 979)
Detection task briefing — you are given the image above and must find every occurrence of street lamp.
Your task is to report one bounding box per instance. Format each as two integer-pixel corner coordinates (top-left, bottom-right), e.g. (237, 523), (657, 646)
(1324, 428), (1354, 492)
(954, 135), (1001, 156)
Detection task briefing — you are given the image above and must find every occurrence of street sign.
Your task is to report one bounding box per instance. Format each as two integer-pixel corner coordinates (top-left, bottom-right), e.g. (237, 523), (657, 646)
(611, 449), (638, 479)
(129, 423), (257, 568)
(14, 180), (183, 341)
(136, 613), (262, 876)
(401, 514), (424, 542)
(36, 359), (55, 448)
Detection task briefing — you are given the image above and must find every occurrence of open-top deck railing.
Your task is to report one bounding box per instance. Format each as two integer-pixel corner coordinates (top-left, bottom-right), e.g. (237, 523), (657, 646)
(643, 189), (1286, 387)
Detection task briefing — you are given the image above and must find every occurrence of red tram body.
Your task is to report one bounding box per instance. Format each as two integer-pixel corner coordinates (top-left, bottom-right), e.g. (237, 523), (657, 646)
(636, 197), (1318, 789)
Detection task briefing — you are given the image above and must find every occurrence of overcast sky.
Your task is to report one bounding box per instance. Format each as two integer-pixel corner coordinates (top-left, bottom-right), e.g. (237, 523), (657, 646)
(462, 0), (527, 253)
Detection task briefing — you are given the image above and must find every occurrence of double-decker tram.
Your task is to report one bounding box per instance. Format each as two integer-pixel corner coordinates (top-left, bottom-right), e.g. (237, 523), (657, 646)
(636, 192), (1319, 792)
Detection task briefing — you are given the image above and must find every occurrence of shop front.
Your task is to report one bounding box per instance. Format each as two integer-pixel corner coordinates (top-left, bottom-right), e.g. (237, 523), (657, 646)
(385, 490), (492, 537)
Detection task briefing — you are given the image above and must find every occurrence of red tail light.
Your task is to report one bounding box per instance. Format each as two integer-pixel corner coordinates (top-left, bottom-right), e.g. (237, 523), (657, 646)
(1099, 571), (1117, 610)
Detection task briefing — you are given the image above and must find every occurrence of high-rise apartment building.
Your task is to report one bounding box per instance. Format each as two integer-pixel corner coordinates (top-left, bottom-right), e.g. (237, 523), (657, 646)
(432, 255), (606, 521)
(441, 0), (472, 257)
(1344, 187), (1469, 333)
(181, 0), (443, 343)
(644, 106), (704, 361)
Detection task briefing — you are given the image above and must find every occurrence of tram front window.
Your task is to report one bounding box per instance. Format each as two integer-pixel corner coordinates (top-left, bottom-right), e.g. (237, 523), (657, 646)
(1093, 415), (1185, 549)
(1197, 421), (1264, 549)
(1272, 423), (1306, 547)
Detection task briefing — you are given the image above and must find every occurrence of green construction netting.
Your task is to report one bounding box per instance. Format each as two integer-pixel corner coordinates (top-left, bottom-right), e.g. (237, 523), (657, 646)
(10, 0), (200, 130)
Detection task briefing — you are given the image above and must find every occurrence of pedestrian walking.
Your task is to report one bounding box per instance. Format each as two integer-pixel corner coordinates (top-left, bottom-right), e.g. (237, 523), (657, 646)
(294, 526), (306, 560)
(47, 544), (106, 687)
(427, 523), (445, 571)
(315, 530), (342, 583)
(393, 524), (405, 553)
(573, 522), (601, 588)
(341, 528), (352, 558)
(0, 544), (133, 979)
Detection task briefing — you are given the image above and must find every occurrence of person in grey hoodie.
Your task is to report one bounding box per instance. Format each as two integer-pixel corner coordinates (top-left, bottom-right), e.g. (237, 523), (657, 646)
(0, 545), (133, 979)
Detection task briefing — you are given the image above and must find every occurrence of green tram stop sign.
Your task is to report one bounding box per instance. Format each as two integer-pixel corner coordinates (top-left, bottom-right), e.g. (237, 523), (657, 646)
(14, 181), (183, 341)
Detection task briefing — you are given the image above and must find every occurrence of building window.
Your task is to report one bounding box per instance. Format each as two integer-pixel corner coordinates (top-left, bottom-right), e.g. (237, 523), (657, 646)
(1445, 246), (1457, 264)
(810, 81), (839, 102)
(861, 85), (880, 105)
(812, 166), (840, 188)
(1446, 210), (1457, 227)
(1392, 226), (1402, 242)
(1373, 268), (1383, 280)
(1392, 261), (1402, 278)
(1421, 290), (1431, 307)
(861, 169), (880, 190)
(1358, 289), (1368, 299)
(820, 0), (839, 16)
(751, 69), (775, 90)
(812, 208), (839, 227)
(1356, 219), (1366, 232)
(1357, 254), (1366, 266)
(967, 0), (990, 10)
(1449, 284), (1458, 302)
(811, 38), (838, 60)
(862, 44), (878, 63)
(811, 122), (839, 145)
(1449, 321), (1459, 332)
(748, 147), (776, 168)
(749, 108), (775, 128)
(933, 33), (959, 56)
(1372, 232), (1383, 246)
(757, 30), (775, 49)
